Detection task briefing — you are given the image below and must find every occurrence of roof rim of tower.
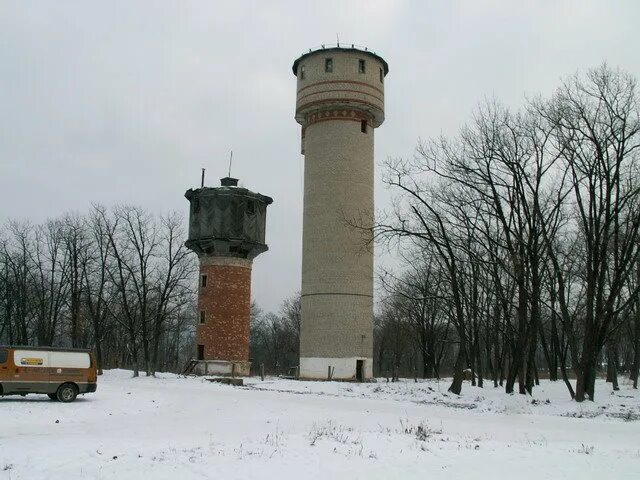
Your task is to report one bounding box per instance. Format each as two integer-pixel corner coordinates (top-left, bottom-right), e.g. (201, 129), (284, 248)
(184, 187), (273, 205)
(292, 44), (389, 76)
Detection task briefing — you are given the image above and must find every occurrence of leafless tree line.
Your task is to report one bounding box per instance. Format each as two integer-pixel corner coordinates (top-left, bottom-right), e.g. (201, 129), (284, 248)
(373, 64), (640, 402)
(0, 206), (197, 376)
(250, 294), (301, 375)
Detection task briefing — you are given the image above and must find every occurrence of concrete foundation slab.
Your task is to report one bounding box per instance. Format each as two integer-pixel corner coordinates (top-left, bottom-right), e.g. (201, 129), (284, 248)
(299, 357), (373, 381)
(192, 360), (250, 377)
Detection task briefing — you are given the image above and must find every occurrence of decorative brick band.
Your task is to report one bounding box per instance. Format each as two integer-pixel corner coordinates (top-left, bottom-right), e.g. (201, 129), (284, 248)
(297, 97), (382, 115)
(304, 108), (372, 127)
(297, 79), (384, 96)
(297, 88), (384, 104)
(200, 256), (253, 268)
(301, 292), (374, 299)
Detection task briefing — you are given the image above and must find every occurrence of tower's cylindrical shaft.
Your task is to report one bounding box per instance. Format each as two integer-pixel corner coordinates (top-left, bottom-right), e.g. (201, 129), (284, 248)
(293, 47), (388, 380)
(300, 117), (374, 378)
(196, 256), (252, 375)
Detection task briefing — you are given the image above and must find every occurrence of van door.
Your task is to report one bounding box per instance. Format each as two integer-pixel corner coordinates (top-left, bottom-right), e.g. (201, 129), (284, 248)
(49, 351), (90, 390)
(0, 348), (9, 393)
(12, 350), (50, 394)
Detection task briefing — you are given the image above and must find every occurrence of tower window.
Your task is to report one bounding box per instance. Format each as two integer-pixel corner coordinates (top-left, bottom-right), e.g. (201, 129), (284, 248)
(358, 59), (366, 74)
(201, 274), (207, 288)
(361, 120), (367, 133)
(300, 65), (305, 80)
(199, 311), (206, 324)
(325, 58), (333, 73)
(379, 67), (383, 83)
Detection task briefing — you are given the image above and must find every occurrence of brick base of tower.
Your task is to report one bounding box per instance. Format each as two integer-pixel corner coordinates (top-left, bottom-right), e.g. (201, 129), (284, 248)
(195, 256), (252, 376)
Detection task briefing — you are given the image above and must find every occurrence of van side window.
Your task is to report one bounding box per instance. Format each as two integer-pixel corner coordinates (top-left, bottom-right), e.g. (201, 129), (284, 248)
(0, 348), (7, 364)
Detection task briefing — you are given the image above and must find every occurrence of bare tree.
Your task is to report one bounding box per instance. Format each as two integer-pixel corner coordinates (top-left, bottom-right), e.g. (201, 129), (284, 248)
(148, 212), (195, 376)
(61, 213), (92, 347)
(540, 65), (640, 401)
(379, 253), (450, 378)
(373, 64), (639, 401)
(30, 220), (69, 346)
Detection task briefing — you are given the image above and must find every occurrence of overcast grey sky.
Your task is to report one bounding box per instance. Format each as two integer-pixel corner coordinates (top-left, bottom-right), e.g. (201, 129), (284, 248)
(1, 1), (638, 312)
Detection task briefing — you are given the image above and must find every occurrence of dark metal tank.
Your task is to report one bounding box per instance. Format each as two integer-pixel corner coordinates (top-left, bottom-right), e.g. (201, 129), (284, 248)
(184, 177), (273, 259)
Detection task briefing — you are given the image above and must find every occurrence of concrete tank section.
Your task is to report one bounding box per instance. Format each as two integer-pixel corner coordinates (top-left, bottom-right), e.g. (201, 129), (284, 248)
(185, 177), (271, 260)
(292, 46), (388, 380)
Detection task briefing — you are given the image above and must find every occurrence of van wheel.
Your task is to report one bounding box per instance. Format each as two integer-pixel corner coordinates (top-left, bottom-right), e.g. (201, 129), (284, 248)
(48, 393), (58, 401)
(56, 383), (78, 403)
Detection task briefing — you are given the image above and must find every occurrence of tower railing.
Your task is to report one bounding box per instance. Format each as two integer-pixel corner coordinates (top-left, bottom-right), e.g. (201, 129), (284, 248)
(295, 43), (380, 57)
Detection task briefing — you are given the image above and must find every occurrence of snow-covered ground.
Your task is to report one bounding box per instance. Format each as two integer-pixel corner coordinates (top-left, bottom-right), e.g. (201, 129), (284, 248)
(1, 371), (639, 479)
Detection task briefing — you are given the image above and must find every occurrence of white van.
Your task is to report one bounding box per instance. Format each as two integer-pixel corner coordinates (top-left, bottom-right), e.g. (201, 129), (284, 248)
(0, 346), (97, 402)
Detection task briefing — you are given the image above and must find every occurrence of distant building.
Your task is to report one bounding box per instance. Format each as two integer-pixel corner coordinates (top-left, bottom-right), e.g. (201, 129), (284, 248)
(292, 45), (389, 380)
(184, 177), (272, 376)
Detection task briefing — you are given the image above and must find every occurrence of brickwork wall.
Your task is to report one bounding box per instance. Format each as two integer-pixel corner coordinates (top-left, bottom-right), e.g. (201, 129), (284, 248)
(195, 257), (252, 362)
(299, 117), (374, 360)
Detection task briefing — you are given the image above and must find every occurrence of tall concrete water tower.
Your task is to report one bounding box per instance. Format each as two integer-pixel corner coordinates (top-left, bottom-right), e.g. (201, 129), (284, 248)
(185, 177), (272, 376)
(292, 45), (388, 380)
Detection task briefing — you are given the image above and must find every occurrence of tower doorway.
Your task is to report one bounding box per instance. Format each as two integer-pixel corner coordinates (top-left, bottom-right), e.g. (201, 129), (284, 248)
(197, 344), (204, 361)
(356, 360), (364, 382)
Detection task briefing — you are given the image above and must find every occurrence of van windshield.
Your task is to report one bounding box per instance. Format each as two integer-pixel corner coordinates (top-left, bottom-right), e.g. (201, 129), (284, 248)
(0, 348), (7, 364)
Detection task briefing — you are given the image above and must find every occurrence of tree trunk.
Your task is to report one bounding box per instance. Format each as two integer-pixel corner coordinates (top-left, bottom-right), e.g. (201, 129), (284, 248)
(448, 346), (466, 395)
(549, 310), (560, 381)
(575, 353), (597, 402)
(141, 317), (151, 376)
(505, 342), (519, 393)
(559, 341), (575, 399)
(95, 337), (104, 375)
(129, 326), (140, 377)
(539, 322), (555, 382)
(631, 298), (640, 389)
(607, 344), (619, 391)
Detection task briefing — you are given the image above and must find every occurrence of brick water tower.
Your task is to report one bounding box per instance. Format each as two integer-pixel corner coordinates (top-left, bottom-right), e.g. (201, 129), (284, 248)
(185, 177), (272, 376)
(292, 45), (388, 380)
